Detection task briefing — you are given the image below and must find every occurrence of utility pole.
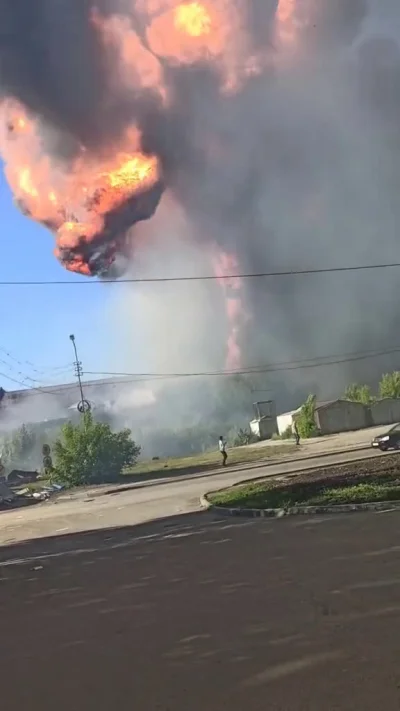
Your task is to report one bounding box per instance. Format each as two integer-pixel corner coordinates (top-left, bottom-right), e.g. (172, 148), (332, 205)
(69, 334), (90, 413)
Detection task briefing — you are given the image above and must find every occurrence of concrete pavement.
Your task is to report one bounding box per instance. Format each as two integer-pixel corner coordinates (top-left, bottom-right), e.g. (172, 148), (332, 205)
(1, 511), (400, 710)
(0, 445), (388, 545)
(249, 424), (388, 452)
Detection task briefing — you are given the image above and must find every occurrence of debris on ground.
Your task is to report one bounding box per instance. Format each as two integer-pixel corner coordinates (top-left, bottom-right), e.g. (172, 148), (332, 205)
(0, 481), (16, 505)
(7, 470), (39, 485)
(1, 481), (65, 510)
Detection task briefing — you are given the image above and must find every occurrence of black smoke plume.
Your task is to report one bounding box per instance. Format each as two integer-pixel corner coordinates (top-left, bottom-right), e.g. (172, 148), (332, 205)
(3, 0), (400, 401)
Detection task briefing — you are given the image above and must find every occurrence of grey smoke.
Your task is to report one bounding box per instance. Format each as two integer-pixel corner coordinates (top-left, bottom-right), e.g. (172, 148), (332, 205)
(2, 0), (400, 409)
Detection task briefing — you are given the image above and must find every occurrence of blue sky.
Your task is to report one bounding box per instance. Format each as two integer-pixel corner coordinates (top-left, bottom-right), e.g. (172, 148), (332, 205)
(0, 168), (116, 390)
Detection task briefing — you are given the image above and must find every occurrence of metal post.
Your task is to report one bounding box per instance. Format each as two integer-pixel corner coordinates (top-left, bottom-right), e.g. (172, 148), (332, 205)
(69, 334), (86, 411)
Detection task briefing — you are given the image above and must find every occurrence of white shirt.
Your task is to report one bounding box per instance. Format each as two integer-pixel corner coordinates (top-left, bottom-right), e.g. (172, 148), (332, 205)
(219, 439), (226, 453)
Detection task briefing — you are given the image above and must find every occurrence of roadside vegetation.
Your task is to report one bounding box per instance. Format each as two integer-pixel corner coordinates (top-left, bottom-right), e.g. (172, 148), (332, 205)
(344, 370), (400, 404)
(3, 367), (400, 488)
(208, 454), (400, 510)
(49, 413), (141, 486)
(0, 415), (295, 489)
(127, 441), (295, 478)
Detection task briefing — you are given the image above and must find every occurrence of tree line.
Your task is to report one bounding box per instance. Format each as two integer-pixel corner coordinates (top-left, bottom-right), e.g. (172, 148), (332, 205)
(0, 414), (140, 487)
(344, 371), (400, 404)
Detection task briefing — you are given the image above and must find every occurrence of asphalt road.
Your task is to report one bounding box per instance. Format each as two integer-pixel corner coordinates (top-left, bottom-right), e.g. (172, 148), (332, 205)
(0, 446), (387, 545)
(1, 510), (400, 710)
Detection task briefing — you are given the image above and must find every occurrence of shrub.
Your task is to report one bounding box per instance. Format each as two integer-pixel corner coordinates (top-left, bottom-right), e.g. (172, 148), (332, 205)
(344, 383), (373, 405)
(232, 428), (259, 447)
(51, 413), (141, 486)
(281, 425), (293, 440)
(379, 372), (400, 399)
(296, 394), (318, 439)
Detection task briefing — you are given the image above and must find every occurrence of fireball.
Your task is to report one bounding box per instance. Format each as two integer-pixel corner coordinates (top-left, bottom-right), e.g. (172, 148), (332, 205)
(0, 0), (302, 369)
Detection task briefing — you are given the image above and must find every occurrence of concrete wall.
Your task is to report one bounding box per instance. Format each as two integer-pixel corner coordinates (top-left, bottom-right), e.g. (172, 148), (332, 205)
(277, 409), (301, 436)
(250, 418), (277, 440)
(276, 398), (400, 438)
(315, 400), (367, 435)
(369, 399), (400, 427)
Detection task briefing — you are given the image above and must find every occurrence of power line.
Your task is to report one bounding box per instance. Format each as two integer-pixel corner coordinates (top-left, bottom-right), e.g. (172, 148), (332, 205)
(0, 349), (74, 393)
(0, 360), (41, 389)
(83, 344), (400, 381)
(0, 371), (60, 395)
(0, 369), (76, 397)
(0, 358), (72, 387)
(0, 345), (73, 375)
(2, 261), (400, 285)
(2, 343), (400, 398)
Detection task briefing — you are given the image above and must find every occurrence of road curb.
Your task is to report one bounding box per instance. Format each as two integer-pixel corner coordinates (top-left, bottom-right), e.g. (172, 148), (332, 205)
(200, 494), (400, 518)
(201, 448), (387, 494)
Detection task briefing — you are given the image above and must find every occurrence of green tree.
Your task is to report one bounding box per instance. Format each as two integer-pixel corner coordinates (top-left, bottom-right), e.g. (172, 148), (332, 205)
(51, 413), (141, 486)
(296, 394), (318, 439)
(0, 424), (36, 469)
(344, 383), (373, 404)
(379, 371), (400, 399)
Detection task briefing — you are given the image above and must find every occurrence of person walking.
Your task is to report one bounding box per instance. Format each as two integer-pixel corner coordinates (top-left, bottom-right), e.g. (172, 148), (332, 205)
(292, 420), (300, 446)
(219, 436), (228, 466)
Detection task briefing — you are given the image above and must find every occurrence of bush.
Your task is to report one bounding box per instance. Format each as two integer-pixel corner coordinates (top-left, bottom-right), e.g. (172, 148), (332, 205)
(296, 394), (318, 439)
(280, 426), (293, 440)
(344, 383), (373, 405)
(51, 413), (141, 486)
(232, 428), (259, 447)
(379, 372), (400, 399)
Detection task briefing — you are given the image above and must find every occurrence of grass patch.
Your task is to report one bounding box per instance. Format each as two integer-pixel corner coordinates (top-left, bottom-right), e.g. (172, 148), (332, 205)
(125, 443), (295, 478)
(305, 482), (400, 506)
(209, 472), (400, 510)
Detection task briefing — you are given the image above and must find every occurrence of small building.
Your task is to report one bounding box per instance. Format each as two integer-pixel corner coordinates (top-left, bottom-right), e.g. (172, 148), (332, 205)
(369, 398), (400, 427)
(314, 399), (367, 435)
(250, 400), (277, 440)
(276, 407), (302, 436)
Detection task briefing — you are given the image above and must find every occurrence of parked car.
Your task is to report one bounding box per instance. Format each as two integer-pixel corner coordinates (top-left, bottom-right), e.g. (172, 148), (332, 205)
(371, 424), (400, 451)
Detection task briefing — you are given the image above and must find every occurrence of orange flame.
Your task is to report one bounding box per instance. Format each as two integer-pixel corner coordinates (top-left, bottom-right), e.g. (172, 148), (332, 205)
(275, 0), (307, 52)
(0, 0), (290, 278)
(275, 0), (296, 44)
(19, 168), (39, 199)
(174, 2), (212, 36)
(0, 98), (161, 274)
(91, 10), (164, 99)
(104, 154), (158, 191)
(212, 249), (244, 370)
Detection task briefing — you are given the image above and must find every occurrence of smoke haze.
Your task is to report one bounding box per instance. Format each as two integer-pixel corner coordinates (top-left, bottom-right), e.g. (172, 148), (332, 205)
(2, 0), (400, 410)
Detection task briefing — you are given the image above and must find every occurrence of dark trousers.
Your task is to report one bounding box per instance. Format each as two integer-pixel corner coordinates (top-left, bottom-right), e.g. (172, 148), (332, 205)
(294, 433), (300, 446)
(221, 451), (228, 466)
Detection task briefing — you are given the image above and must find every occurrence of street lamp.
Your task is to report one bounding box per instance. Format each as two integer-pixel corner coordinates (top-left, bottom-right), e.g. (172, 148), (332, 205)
(69, 334), (86, 410)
